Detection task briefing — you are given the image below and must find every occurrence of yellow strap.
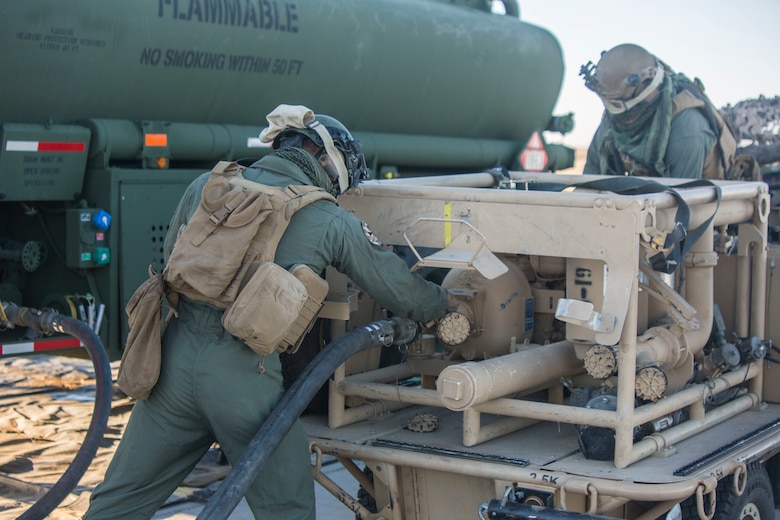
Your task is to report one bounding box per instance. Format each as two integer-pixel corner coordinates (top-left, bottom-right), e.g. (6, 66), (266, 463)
(64, 295), (79, 318)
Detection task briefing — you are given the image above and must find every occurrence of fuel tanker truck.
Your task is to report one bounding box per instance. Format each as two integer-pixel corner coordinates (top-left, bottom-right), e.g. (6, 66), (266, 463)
(2, 2), (780, 520)
(0, 0), (572, 360)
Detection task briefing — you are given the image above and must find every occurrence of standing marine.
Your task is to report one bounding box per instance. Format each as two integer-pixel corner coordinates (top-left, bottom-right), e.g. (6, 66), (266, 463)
(85, 104), (449, 519)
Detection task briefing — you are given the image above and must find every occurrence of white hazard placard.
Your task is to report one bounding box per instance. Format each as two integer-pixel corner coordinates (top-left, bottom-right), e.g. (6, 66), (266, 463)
(519, 131), (548, 172)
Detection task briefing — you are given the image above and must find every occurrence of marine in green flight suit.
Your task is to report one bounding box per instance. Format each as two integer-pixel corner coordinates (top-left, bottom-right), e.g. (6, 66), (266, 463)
(85, 106), (448, 520)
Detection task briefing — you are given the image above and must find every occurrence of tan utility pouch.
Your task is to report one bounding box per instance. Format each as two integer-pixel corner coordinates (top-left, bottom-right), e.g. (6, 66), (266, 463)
(118, 268), (174, 400)
(221, 262), (307, 355)
(221, 263), (329, 356)
(278, 264), (329, 354)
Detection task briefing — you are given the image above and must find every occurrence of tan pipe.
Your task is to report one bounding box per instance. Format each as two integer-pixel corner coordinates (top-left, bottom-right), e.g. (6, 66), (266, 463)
(462, 409), (538, 446)
(336, 380), (443, 407)
(678, 223), (716, 357)
(352, 176), (765, 216)
(329, 359), (415, 428)
(632, 363), (758, 424)
(310, 438), (718, 503)
(630, 221), (716, 399)
(476, 398), (618, 428)
(614, 270), (640, 468)
(627, 393), (758, 466)
(436, 341), (581, 410)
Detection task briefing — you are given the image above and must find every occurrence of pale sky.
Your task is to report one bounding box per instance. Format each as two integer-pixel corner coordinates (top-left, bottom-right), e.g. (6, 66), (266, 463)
(516, 0), (780, 148)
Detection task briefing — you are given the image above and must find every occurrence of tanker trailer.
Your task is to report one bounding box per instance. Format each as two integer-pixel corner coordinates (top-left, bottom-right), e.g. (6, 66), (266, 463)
(0, 0), (572, 360)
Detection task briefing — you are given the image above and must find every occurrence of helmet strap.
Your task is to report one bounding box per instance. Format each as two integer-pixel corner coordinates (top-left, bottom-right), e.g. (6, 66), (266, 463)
(307, 120), (350, 193)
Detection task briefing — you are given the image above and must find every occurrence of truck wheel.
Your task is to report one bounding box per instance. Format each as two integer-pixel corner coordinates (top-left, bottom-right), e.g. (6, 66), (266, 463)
(767, 453), (780, 507)
(680, 463), (774, 520)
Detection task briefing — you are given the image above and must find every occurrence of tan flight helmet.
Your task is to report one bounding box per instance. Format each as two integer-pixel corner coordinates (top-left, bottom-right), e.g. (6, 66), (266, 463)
(259, 104), (370, 194)
(581, 44), (665, 115)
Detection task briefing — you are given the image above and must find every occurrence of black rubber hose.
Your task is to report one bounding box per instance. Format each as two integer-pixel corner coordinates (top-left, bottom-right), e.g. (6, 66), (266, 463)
(197, 317), (417, 520)
(2, 302), (113, 520)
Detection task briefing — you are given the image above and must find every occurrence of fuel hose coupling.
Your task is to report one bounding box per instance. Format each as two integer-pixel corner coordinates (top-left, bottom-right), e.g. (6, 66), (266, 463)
(363, 317), (418, 348)
(1, 301), (62, 334)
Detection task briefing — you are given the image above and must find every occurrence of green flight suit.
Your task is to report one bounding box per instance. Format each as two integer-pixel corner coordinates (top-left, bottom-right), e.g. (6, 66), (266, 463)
(86, 153), (448, 519)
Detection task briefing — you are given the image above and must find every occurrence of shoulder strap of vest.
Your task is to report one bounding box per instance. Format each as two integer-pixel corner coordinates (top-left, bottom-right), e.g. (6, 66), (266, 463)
(230, 182), (337, 263)
(214, 160), (243, 175)
(191, 161), (253, 246)
(204, 161), (338, 263)
(672, 88), (738, 179)
(228, 177), (336, 204)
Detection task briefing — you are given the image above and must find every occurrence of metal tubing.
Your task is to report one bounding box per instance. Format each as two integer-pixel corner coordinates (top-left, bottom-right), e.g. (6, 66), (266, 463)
(335, 456), (375, 496)
(614, 268), (639, 469)
(310, 467), (370, 518)
(436, 341), (581, 410)
(735, 221), (768, 401)
(462, 409), (538, 446)
(749, 227), (768, 339)
(475, 399), (618, 428)
(737, 247), (751, 338)
(355, 176), (764, 217)
(680, 221), (716, 357)
(748, 223), (767, 401)
(339, 362), (414, 382)
(336, 380), (443, 407)
(328, 394), (411, 428)
(328, 364), (348, 429)
(632, 222), (714, 387)
(627, 393), (759, 465)
(632, 364), (758, 424)
(310, 438), (718, 503)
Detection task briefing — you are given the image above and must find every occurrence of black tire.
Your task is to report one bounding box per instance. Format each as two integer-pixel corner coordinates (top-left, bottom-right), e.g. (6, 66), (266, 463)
(682, 462), (774, 519)
(767, 453), (780, 507)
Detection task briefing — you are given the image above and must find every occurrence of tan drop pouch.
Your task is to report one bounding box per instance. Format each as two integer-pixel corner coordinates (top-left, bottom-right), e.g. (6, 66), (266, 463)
(221, 262), (308, 355)
(221, 263), (329, 356)
(278, 264), (329, 354)
(118, 269), (167, 400)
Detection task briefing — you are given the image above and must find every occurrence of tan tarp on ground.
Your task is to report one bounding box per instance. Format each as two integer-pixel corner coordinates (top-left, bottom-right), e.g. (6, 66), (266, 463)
(0, 354), (228, 519)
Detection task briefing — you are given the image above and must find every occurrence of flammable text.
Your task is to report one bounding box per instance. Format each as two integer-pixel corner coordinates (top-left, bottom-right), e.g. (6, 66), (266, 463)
(158, 0), (298, 32)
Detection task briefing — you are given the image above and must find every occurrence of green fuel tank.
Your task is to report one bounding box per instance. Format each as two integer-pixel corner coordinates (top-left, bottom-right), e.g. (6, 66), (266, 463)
(0, 0), (563, 151)
(0, 0), (570, 360)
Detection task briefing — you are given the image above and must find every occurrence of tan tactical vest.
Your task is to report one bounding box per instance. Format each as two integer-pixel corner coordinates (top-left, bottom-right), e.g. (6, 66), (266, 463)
(163, 160), (337, 355)
(163, 160), (335, 308)
(671, 89), (758, 181)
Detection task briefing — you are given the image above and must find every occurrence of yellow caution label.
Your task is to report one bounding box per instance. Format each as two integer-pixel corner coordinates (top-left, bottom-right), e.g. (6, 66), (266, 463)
(444, 202), (452, 246)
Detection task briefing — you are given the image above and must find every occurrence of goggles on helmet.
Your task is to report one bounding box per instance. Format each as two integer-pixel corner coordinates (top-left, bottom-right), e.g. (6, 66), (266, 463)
(600, 64), (665, 115)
